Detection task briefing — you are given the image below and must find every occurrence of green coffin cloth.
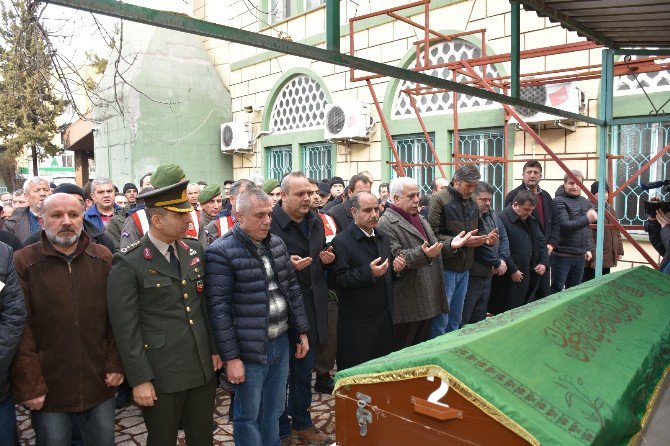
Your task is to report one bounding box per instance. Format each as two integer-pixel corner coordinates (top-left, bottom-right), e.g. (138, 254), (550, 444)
(335, 266), (670, 446)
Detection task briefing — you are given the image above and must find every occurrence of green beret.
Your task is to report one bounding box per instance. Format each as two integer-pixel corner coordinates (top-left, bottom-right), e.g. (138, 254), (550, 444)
(198, 184), (221, 204)
(262, 179), (280, 194)
(137, 164), (192, 212)
(150, 163), (185, 189)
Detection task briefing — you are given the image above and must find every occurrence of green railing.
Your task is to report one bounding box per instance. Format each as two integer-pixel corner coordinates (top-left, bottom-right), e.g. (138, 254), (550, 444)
(390, 133), (436, 196)
(267, 145), (293, 181)
(457, 128), (506, 211)
(611, 122), (670, 226)
(301, 142), (332, 180)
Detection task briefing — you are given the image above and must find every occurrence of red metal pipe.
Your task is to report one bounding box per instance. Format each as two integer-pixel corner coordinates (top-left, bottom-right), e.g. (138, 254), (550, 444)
(367, 79), (405, 177)
(459, 59), (659, 269)
(611, 139), (670, 198)
(407, 93), (447, 178)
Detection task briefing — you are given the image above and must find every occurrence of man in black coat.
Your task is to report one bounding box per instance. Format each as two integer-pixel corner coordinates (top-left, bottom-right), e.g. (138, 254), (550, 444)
(329, 192), (406, 370)
(505, 160), (560, 299)
(326, 174), (371, 233)
(270, 172), (334, 445)
(490, 190), (549, 313)
(0, 240), (26, 445)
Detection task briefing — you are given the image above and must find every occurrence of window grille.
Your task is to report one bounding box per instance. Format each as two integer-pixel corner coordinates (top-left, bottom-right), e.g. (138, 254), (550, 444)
(267, 146), (293, 181)
(391, 39), (502, 119)
(270, 75), (327, 133)
(305, 0), (325, 10)
(390, 133), (436, 196)
(301, 142), (332, 180)
(270, 0), (291, 24)
(611, 122), (670, 226)
(457, 128), (506, 211)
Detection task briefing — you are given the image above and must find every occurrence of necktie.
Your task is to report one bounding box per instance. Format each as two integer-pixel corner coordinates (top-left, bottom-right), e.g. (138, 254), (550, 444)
(167, 245), (181, 275)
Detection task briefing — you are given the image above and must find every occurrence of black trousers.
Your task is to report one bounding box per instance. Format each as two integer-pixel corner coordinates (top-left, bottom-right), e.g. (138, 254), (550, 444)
(141, 378), (216, 446)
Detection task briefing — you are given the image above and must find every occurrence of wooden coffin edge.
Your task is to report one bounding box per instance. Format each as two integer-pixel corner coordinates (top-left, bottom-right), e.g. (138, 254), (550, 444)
(628, 365), (670, 446)
(334, 364), (539, 446)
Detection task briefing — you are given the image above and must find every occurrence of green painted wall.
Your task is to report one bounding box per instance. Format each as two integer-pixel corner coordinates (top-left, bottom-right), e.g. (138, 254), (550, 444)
(94, 21), (232, 185)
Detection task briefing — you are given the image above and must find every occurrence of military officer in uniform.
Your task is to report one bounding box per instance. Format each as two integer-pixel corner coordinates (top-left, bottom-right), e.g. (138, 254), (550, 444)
(107, 164), (222, 446)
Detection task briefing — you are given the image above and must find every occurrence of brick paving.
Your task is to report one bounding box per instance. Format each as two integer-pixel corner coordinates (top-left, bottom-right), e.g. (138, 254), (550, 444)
(17, 380), (336, 445)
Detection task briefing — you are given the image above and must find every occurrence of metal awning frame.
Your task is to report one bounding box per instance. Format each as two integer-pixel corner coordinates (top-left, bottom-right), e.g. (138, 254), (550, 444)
(42, 0), (670, 275)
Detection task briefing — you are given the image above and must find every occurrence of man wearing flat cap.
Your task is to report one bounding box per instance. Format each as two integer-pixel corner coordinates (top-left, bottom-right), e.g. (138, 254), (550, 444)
(107, 164), (222, 446)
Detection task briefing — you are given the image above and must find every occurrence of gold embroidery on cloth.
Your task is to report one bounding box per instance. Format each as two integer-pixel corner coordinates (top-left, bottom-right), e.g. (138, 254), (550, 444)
(628, 365), (670, 446)
(334, 365), (539, 446)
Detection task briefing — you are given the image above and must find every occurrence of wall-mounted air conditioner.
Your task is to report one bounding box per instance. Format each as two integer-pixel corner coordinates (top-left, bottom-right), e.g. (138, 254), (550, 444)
(220, 121), (252, 153)
(510, 83), (586, 124)
(324, 102), (374, 141)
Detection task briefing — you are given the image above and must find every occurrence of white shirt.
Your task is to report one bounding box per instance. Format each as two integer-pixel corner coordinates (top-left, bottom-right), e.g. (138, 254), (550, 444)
(147, 231), (178, 262)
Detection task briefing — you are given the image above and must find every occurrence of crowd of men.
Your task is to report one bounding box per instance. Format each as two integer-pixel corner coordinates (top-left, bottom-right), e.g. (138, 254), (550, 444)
(0, 159), (668, 446)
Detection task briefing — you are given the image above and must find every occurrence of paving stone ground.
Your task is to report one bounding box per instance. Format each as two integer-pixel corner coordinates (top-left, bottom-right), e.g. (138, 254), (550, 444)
(17, 377), (336, 446)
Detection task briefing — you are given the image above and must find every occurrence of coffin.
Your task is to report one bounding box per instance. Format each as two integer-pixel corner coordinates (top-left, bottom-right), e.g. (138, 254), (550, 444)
(334, 266), (670, 445)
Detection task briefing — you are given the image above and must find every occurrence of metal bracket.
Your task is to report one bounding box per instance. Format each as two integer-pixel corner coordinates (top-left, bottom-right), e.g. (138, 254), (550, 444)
(356, 392), (372, 437)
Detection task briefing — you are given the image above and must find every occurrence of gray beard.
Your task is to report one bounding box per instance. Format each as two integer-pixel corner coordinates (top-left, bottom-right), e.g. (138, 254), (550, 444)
(45, 227), (81, 248)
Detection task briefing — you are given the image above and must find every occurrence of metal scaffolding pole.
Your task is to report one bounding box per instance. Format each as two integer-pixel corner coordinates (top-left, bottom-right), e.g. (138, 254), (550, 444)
(595, 49), (614, 277)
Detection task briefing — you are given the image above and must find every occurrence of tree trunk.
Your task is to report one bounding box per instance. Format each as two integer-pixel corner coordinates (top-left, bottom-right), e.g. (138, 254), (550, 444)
(32, 144), (38, 176)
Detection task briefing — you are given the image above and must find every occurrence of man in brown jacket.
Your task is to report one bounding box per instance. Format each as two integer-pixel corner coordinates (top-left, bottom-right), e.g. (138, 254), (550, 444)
(11, 193), (123, 446)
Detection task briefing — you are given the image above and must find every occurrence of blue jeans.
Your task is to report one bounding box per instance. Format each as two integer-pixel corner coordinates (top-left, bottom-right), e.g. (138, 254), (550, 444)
(551, 255), (585, 294)
(0, 396), (17, 446)
(30, 397), (115, 446)
(279, 341), (315, 437)
(430, 270), (469, 337)
(233, 333), (289, 446)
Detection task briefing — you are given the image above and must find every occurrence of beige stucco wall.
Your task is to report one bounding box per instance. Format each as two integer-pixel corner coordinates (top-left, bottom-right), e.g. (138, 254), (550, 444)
(191, 0), (663, 270)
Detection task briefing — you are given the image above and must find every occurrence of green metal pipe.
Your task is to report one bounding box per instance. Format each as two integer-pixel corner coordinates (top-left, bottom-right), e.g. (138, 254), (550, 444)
(326, 0), (340, 52)
(614, 48), (670, 56)
(609, 115), (670, 125)
(510, 0), (520, 99)
(43, 0), (606, 125)
(595, 49), (614, 278)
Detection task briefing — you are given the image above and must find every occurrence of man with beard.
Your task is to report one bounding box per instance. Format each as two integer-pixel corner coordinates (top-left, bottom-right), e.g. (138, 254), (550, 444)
(11, 193), (124, 445)
(461, 182), (509, 325)
(329, 192), (406, 369)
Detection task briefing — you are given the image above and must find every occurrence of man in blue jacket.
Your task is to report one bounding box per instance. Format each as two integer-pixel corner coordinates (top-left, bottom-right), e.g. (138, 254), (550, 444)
(205, 188), (310, 446)
(84, 178), (123, 232)
(0, 241), (26, 445)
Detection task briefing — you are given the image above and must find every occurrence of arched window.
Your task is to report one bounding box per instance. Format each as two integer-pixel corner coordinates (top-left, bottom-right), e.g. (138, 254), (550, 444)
(269, 74), (327, 132)
(391, 38), (502, 120)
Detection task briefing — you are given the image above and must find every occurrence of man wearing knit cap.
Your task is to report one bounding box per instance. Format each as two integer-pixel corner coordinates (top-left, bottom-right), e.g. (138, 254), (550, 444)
(107, 163), (222, 446)
(123, 183), (138, 207)
(263, 178), (281, 206)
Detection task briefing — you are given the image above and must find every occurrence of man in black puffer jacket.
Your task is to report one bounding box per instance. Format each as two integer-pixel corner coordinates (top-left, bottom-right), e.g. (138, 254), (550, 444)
(205, 188), (310, 446)
(552, 170), (598, 293)
(0, 241), (26, 445)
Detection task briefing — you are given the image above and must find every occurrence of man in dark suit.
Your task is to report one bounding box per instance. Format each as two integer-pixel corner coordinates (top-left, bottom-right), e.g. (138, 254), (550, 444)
(329, 192), (406, 369)
(107, 164), (222, 446)
(490, 190), (549, 313)
(326, 174), (371, 233)
(505, 160), (560, 298)
(270, 172), (334, 445)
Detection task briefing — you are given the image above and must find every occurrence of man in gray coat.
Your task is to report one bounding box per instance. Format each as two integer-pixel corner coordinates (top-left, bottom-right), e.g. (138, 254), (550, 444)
(378, 177), (469, 347)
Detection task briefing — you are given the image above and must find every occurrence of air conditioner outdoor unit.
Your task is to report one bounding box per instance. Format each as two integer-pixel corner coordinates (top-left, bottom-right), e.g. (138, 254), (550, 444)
(324, 102), (374, 141)
(510, 83), (586, 124)
(220, 121), (251, 153)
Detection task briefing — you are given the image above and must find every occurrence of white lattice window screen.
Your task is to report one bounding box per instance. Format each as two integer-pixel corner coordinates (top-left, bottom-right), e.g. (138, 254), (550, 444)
(391, 39), (502, 119)
(614, 56), (670, 96)
(270, 75), (327, 133)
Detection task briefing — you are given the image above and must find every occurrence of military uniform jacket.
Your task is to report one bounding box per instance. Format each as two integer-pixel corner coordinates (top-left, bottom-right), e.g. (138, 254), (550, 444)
(107, 235), (216, 393)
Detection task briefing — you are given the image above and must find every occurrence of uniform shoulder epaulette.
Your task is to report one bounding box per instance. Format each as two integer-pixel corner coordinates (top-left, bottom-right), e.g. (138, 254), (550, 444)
(119, 240), (142, 254)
